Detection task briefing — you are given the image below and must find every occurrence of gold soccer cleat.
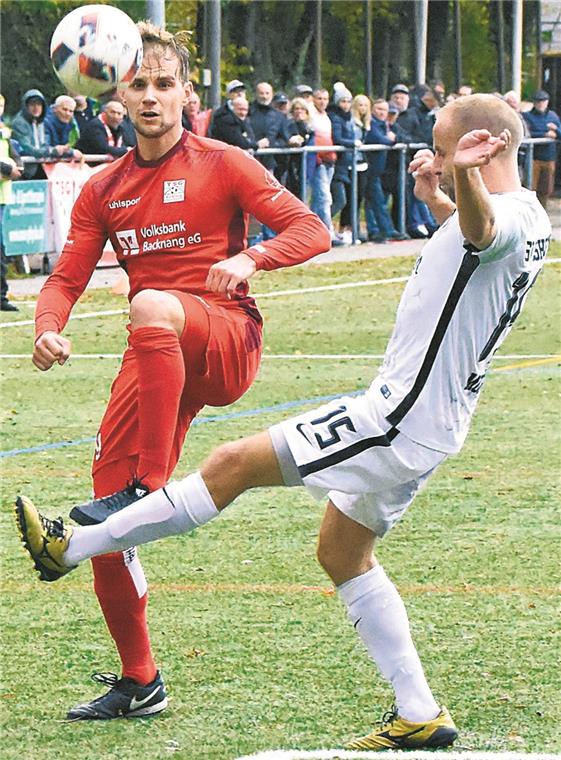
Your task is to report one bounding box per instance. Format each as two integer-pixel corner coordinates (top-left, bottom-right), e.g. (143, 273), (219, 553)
(347, 705), (458, 751)
(15, 495), (75, 582)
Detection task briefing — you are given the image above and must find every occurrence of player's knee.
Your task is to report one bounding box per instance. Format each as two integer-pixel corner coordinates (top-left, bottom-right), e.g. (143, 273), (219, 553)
(316, 533), (375, 585)
(130, 289), (185, 335)
(209, 440), (251, 484)
(203, 440), (255, 507)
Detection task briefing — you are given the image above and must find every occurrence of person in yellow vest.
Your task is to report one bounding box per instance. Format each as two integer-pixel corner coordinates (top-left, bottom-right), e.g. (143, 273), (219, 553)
(0, 94), (23, 311)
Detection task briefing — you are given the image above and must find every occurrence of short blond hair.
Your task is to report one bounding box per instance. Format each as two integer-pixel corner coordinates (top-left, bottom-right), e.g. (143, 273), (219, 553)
(439, 94), (523, 153)
(137, 21), (190, 82)
(290, 97), (311, 124)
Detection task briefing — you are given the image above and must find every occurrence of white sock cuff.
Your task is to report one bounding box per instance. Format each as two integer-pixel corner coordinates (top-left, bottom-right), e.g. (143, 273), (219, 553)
(165, 471), (219, 527)
(337, 564), (389, 607)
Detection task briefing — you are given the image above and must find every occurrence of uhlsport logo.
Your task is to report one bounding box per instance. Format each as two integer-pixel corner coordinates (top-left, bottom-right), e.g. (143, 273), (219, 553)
(115, 228), (140, 255)
(163, 180), (185, 204)
(109, 196), (141, 209)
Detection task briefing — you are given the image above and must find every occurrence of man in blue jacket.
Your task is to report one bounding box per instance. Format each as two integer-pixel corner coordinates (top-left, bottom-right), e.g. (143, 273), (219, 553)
(523, 90), (561, 209)
(11, 89), (80, 178)
(44, 96), (81, 151)
(365, 99), (407, 243)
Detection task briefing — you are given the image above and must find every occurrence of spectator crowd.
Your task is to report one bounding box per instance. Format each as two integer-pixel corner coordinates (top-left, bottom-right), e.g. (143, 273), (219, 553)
(1, 77), (560, 305)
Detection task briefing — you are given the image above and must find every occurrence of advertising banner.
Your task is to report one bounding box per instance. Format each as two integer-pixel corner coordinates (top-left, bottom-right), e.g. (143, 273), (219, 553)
(2, 181), (51, 256)
(45, 161), (95, 252)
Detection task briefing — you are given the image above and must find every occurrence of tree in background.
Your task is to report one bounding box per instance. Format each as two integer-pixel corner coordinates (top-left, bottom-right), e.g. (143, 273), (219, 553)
(0, 0), (543, 119)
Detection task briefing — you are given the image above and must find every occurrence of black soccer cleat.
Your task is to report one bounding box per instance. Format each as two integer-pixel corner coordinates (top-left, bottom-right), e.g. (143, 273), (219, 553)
(66, 671), (168, 721)
(69, 480), (150, 526)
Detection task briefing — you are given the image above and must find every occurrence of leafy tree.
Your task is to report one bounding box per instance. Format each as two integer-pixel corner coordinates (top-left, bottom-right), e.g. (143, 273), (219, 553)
(0, 0), (543, 119)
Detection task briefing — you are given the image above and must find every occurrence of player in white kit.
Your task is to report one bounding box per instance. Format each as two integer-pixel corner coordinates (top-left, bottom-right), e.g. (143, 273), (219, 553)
(17, 95), (551, 749)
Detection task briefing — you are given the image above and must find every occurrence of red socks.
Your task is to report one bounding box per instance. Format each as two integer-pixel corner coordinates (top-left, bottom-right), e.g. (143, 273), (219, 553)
(129, 326), (186, 492)
(91, 551), (156, 685)
(89, 328), (185, 685)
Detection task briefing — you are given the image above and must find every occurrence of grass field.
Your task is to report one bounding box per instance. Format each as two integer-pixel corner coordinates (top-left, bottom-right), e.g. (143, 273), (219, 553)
(1, 248), (560, 760)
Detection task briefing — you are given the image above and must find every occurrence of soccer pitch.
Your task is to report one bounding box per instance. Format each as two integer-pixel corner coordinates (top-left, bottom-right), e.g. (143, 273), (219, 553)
(0, 251), (560, 759)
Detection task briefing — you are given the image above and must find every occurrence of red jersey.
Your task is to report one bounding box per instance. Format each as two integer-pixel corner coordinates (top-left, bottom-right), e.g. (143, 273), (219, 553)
(36, 131), (330, 337)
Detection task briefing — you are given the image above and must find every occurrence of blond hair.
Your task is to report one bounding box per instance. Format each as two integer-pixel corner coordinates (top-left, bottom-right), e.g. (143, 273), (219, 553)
(290, 97), (311, 124)
(352, 94), (371, 130)
(137, 21), (190, 82)
(439, 94), (523, 153)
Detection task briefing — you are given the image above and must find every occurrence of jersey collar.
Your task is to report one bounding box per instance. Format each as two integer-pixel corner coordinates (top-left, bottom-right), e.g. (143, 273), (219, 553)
(134, 129), (188, 168)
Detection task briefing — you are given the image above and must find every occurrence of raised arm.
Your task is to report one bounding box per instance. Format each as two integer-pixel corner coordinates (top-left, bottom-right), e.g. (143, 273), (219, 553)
(205, 146), (330, 296)
(452, 128), (511, 249)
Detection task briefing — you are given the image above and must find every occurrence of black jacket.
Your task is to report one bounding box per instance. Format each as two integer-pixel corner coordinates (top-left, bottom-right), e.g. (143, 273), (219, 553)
(410, 102), (436, 145)
(211, 108), (257, 151)
(395, 108), (420, 143)
(249, 101), (287, 171)
(76, 116), (128, 158)
(285, 119), (314, 195)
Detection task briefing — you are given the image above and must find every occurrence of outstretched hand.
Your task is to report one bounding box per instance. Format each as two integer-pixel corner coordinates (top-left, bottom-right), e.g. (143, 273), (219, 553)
(453, 128), (511, 170)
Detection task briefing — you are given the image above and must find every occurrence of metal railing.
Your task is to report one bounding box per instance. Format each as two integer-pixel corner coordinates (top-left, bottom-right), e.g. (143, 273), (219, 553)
(19, 137), (557, 246)
(254, 137), (557, 244)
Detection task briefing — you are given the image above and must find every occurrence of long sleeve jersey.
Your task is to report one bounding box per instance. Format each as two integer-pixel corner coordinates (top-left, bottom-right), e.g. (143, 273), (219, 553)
(36, 131), (330, 337)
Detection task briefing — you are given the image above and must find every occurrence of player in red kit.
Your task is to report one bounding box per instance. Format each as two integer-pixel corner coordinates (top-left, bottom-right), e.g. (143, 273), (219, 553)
(31, 23), (330, 720)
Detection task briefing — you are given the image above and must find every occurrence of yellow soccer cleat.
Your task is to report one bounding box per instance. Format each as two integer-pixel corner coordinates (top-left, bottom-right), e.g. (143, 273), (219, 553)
(347, 705), (458, 751)
(15, 495), (75, 582)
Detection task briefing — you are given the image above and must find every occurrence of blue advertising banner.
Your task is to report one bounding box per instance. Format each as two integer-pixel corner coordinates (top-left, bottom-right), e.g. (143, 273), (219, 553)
(2, 180), (51, 256)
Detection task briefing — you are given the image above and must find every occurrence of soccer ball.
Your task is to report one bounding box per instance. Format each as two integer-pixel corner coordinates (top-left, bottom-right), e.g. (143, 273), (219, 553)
(50, 4), (143, 98)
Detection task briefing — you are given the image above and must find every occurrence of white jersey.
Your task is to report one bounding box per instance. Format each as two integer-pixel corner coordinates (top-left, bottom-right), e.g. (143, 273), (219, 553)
(369, 189), (551, 454)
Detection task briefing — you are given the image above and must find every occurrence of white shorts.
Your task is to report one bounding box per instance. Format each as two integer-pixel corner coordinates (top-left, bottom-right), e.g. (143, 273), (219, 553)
(269, 393), (446, 536)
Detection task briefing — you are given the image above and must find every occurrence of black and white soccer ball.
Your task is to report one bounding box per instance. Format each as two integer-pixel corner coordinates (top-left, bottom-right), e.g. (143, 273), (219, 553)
(50, 4), (143, 98)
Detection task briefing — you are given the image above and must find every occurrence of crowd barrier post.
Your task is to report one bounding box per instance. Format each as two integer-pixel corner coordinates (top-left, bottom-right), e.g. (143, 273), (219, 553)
(397, 145), (408, 235)
(299, 148), (307, 202)
(350, 144), (359, 244)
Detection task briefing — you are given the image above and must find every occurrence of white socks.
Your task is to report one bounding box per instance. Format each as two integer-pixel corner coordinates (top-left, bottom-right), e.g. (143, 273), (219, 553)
(337, 564), (440, 723)
(64, 472), (219, 566)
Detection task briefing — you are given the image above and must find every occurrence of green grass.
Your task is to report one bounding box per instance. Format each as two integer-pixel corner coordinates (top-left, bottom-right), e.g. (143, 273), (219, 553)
(1, 249), (560, 759)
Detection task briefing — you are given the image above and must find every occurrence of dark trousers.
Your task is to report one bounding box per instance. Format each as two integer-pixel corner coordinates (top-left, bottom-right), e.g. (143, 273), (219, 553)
(366, 173), (397, 238)
(0, 205), (8, 303)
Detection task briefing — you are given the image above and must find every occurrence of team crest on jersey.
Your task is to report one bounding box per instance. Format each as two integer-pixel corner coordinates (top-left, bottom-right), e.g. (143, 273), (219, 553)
(115, 228), (140, 256)
(163, 180), (186, 204)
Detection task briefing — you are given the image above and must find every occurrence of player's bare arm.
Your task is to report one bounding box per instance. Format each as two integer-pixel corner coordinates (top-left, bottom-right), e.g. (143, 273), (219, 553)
(205, 252), (257, 296)
(32, 331), (71, 371)
(452, 128), (510, 250)
(408, 149), (456, 225)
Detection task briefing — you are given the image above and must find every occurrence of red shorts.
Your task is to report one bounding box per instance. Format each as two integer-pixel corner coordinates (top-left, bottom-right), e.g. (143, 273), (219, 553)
(92, 292), (262, 478)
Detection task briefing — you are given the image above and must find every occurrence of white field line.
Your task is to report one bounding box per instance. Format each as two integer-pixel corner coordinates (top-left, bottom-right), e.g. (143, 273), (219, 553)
(0, 353), (559, 362)
(235, 750), (560, 760)
(0, 308), (127, 329)
(2, 257), (560, 330)
(0, 277), (408, 329)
